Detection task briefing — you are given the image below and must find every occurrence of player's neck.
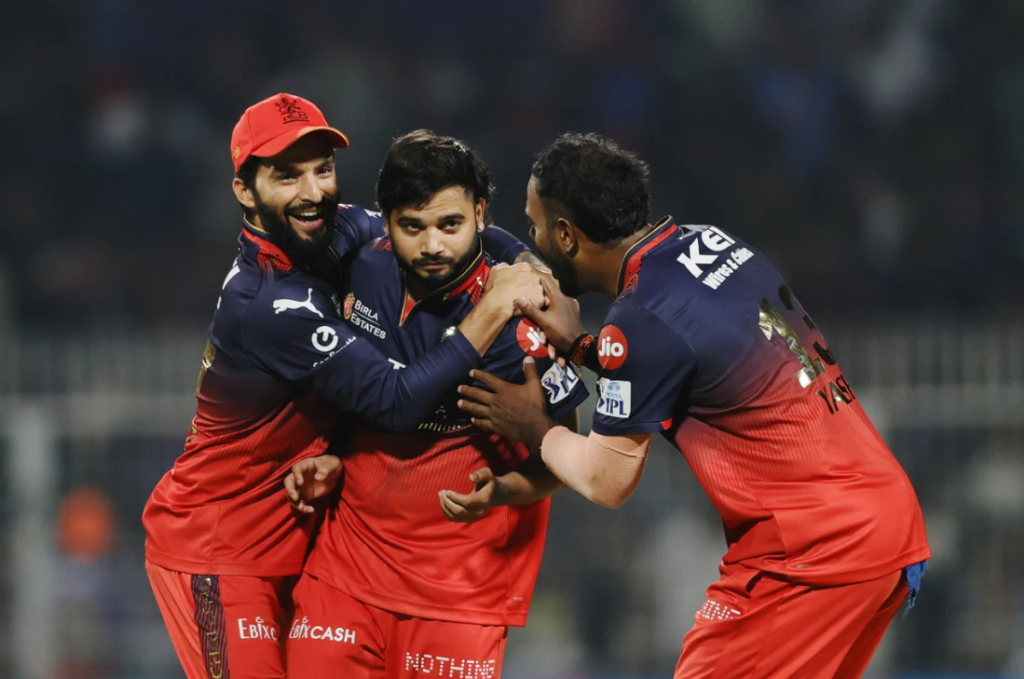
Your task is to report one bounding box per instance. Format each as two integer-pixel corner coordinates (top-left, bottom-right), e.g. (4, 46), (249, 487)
(593, 224), (656, 296)
(406, 279), (432, 303)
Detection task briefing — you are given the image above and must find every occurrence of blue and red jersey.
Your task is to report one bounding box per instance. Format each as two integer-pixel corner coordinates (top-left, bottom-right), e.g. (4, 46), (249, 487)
(143, 207), (527, 577)
(590, 218), (930, 586)
(305, 206), (588, 626)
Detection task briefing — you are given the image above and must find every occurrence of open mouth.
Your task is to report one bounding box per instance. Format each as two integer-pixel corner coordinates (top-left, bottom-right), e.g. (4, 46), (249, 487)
(288, 206), (326, 234)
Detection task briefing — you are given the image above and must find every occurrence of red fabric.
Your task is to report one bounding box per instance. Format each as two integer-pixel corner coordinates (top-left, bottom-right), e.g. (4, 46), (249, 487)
(286, 574), (508, 679)
(144, 387), (333, 577)
(304, 427), (548, 627)
(242, 228), (294, 271)
(230, 93), (348, 172)
(145, 559), (293, 679)
(670, 356), (930, 585)
(675, 563), (907, 679)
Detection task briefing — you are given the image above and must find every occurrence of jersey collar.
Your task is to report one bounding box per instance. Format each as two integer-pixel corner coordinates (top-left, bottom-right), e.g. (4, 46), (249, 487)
(616, 216), (677, 296)
(241, 218), (295, 272)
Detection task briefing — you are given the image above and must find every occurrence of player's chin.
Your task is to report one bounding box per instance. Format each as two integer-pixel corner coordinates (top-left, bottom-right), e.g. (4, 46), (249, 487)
(416, 266), (454, 285)
(290, 222), (329, 244)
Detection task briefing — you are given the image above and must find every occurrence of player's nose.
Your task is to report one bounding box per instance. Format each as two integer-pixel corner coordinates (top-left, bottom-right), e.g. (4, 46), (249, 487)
(296, 172), (324, 203)
(423, 229), (445, 256)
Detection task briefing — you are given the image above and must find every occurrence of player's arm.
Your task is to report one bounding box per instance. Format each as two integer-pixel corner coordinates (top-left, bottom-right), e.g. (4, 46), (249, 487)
(439, 410), (577, 523)
(511, 275), (606, 372)
(458, 305), (695, 508)
(243, 265), (543, 432)
(330, 204), (385, 256)
(493, 408), (578, 500)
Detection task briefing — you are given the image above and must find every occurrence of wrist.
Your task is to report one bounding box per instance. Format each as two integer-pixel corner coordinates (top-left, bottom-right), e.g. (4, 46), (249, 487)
(474, 296), (513, 324)
(526, 414), (557, 452)
(490, 476), (513, 508)
(569, 333), (595, 366)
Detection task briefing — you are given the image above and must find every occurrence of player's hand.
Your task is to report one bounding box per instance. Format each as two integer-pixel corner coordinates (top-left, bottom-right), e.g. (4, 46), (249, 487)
(438, 468), (511, 523)
(480, 263), (546, 320)
(514, 274), (585, 354)
(457, 357), (554, 451)
(284, 455), (343, 514)
(513, 249), (553, 274)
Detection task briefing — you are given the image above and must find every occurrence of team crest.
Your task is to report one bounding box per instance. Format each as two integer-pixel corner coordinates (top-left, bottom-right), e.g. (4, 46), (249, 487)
(343, 292), (355, 320)
(275, 96), (310, 124)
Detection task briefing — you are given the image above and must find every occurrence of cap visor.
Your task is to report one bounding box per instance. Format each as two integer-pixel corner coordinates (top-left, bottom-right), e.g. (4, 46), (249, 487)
(251, 126), (350, 160)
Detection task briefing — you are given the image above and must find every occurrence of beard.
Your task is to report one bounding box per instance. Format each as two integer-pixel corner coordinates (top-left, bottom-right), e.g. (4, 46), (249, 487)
(539, 242), (582, 297)
(397, 236), (482, 292)
(252, 190), (338, 261)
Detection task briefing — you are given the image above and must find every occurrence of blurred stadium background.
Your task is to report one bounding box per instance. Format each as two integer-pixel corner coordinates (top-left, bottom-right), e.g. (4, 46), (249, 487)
(2, 0), (1023, 677)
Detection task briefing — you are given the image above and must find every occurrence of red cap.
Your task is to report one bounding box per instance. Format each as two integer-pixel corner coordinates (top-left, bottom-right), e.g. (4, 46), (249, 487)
(230, 93), (349, 173)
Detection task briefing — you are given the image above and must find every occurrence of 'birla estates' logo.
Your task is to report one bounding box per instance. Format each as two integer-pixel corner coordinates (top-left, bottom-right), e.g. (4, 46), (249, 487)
(597, 325), (628, 370)
(275, 96), (310, 124)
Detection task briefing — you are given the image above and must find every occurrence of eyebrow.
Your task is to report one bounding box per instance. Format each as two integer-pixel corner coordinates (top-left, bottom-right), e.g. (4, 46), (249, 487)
(268, 157), (333, 174)
(396, 212), (466, 226)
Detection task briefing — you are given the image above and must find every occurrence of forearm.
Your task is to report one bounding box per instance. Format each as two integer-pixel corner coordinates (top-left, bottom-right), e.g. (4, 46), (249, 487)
(539, 427), (650, 508)
(306, 330), (482, 432)
(495, 467), (565, 506)
(457, 300), (513, 355)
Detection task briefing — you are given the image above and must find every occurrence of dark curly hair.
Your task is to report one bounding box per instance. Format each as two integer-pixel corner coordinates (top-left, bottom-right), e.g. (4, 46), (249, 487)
(376, 130), (494, 219)
(531, 133), (650, 244)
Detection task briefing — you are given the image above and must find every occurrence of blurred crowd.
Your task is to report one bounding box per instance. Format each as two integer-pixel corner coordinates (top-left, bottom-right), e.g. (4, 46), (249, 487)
(3, 0), (1023, 334)
(3, 0), (1024, 678)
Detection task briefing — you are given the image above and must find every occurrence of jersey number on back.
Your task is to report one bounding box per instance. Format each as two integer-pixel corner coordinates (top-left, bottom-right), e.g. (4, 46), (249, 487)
(757, 287), (856, 415)
(757, 298), (825, 388)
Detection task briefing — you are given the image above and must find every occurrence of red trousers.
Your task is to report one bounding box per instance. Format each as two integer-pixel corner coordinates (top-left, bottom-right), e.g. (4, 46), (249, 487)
(286, 573), (508, 679)
(146, 559), (292, 679)
(676, 564), (908, 679)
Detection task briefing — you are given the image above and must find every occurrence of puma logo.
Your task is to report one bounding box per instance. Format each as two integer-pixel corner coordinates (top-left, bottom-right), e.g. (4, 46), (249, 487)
(273, 288), (323, 318)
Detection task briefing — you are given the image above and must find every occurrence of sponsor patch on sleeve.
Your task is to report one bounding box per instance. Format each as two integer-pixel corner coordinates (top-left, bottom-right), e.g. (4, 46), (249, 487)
(516, 319), (549, 358)
(597, 325), (628, 370)
(541, 363), (580, 405)
(596, 378), (632, 418)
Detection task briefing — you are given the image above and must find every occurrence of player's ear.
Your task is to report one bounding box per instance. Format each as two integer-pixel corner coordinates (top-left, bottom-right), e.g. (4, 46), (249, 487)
(232, 177), (257, 210)
(556, 217), (579, 256)
(475, 198), (486, 232)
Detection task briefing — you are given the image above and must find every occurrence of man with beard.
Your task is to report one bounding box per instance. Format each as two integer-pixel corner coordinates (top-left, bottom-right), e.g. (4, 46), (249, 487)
(283, 131), (587, 679)
(455, 133), (931, 679)
(142, 95), (545, 679)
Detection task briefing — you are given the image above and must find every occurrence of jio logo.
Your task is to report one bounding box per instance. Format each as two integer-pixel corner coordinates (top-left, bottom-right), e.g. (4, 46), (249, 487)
(597, 326), (628, 370)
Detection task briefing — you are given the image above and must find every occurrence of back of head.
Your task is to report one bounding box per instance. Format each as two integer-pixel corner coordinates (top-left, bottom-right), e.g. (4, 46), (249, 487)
(376, 130), (494, 218)
(532, 133), (650, 244)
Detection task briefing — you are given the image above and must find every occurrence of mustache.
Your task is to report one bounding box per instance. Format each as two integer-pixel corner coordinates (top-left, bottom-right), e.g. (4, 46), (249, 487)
(285, 198), (338, 216)
(411, 255), (456, 267)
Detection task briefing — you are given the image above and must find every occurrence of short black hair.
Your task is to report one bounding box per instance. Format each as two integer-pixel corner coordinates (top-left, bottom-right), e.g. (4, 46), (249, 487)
(531, 132), (650, 244)
(376, 130), (494, 219)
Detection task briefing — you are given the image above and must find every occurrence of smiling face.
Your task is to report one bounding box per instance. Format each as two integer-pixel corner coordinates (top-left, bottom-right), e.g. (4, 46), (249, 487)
(387, 185), (485, 293)
(233, 132), (339, 259)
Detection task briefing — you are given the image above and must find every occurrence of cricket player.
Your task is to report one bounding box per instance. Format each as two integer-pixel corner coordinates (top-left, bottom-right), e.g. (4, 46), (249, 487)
(455, 132), (931, 679)
(283, 131), (587, 679)
(142, 95), (543, 679)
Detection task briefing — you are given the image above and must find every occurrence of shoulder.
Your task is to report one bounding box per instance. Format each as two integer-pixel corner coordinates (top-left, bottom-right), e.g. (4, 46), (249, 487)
(335, 203), (383, 227)
(636, 224), (759, 296)
(241, 271), (342, 339)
